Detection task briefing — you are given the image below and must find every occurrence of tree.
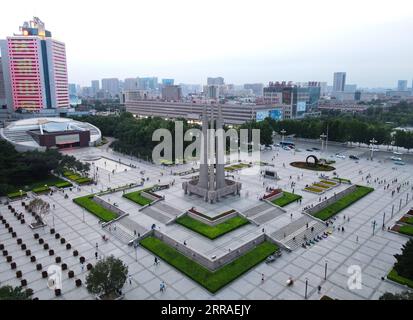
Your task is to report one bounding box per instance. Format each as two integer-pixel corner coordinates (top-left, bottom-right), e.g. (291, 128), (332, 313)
(0, 285), (33, 300)
(394, 239), (413, 280)
(379, 291), (413, 300)
(28, 198), (50, 225)
(86, 256), (128, 299)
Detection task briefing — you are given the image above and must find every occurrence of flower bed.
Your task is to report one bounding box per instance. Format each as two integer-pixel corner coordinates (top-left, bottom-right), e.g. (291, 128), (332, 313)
(63, 171), (93, 185)
(313, 183), (330, 189)
(32, 186), (51, 194)
(320, 180), (338, 186)
(54, 181), (73, 189)
(263, 189), (282, 200)
(304, 186), (324, 193)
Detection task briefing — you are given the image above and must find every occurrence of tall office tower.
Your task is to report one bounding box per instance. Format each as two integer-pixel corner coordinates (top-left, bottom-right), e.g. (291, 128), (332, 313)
(333, 72), (346, 92)
(101, 78), (120, 97)
(123, 78), (138, 91)
(207, 77), (224, 86)
(397, 80), (408, 91)
(161, 85), (182, 101)
(68, 83), (77, 95)
(91, 80), (100, 96)
(0, 58), (6, 106)
(0, 17), (69, 111)
(162, 79), (174, 86)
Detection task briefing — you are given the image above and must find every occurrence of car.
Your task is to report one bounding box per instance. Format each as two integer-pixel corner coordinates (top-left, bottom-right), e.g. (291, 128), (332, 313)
(306, 148), (313, 152)
(274, 143), (280, 147)
(335, 154), (346, 159)
(349, 155), (359, 160)
(390, 156), (402, 161)
(283, 146), (291, 150)
(394, 161), (405, 165)
(265, 251), (282, 263)
(393, 151), (403, 155)
(312, 147), (320, 151)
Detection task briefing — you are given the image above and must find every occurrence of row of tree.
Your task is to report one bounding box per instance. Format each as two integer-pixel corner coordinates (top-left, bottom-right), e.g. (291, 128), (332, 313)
(0, 141), (90, 195)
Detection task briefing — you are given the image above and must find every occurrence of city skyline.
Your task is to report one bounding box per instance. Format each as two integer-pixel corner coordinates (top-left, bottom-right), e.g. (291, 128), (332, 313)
(0, 0), (413, 88)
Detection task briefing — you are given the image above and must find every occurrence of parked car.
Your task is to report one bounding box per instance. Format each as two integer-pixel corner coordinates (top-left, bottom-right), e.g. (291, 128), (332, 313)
(283, 146), (291, 151)
(312, 147), (320, 151)
(390, 156), (402, 161)
(394, 161), (405, 165)
(349, 155), (359, 160)
(265, 251), (282, 263)
(393, 151), (403, 155)
(335, 154), (346, 159)
(306, 148), (313, 152)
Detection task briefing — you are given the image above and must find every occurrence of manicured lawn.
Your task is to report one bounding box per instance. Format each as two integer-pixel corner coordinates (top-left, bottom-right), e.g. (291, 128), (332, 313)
(313, 185), (374, 220)
(73, 195), (117, 222)
(398, 224), (413, 236)
(140, 236), (278, 293)
(401, 216), (413, 225)
(63, 171), (93, 185)
(176, 215), (249, 239)
(290, 161), (335, 171)
(225, 163), (250, 171)
(271, 191), (302, 207)
(54, 181), (73, 188)
(387, 268), (413, 289)
(123, 189), (153, 206)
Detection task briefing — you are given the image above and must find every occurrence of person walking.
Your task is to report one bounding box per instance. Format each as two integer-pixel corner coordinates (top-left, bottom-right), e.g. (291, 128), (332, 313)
(261, 273), (265, 283)
(95, 251), (98, 259)
(128, 275), (132, 285)
(318, 285), (322, 294)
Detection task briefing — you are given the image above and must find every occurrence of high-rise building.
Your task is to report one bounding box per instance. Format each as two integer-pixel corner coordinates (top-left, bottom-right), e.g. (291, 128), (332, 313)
(68, 84), (77, 95)
(162, 79), (174, 86)
(123, 78), (138, 91)
(397, 80), (408, 91)
(0, 17), (70, 111)
(137, 77), (158, 91)
(91, 80), (100, 96)
(207, 77), (224, 86)
(344, 84), (357, 92)
(0, 58), (6, 106)
(161, 85), (182, 101)
(101, 78), (120, 97)
(333, 72), (346, 92)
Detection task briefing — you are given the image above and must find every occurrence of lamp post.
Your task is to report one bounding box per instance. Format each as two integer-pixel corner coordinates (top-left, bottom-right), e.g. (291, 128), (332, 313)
(19, 189), (23, 199)
(370, 138), (377, 160)
(324, 260), (328, 280)
(382, 212), (386, 229)
(280, 129), (286, 143)
(320, 133), (327, 153)
(372, 220), (377, 235)
(305, 278), (309, 299)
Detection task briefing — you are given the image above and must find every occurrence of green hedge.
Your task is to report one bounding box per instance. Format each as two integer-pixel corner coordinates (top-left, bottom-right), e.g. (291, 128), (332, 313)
(7, 191), (27, 199)
(333, 177), (351, 184)
(63, 171), (92, 185)
(55, 181), (73, 188)
(73, 195), (117, 222)
(140, 236), (277, 293)
(387, 268), (413, 289)
(176, 215), (249, 239)
(313, 185), (374, 221)
(271, 191), (302, 207)
(32, 186), (51, 194)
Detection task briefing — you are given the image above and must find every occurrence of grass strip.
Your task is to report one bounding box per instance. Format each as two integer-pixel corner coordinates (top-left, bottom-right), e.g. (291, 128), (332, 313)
(140, 236), (277, 293)
(271, 191), (302, 207)
(73, 195), (117, 222)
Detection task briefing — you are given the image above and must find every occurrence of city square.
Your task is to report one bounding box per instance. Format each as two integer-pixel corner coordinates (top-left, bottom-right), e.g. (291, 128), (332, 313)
(1, 137), (411, 300)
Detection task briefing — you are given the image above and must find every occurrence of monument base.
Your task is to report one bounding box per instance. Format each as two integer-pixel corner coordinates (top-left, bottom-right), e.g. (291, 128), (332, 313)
(183, 178), (242, 203)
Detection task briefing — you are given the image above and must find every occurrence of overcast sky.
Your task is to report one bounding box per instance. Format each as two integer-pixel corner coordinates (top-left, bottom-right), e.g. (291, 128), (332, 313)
(1, 0), (412, 87)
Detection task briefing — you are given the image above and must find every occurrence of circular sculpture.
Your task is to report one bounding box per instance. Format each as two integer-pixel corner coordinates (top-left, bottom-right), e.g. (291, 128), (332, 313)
(306, 155), (319, 167)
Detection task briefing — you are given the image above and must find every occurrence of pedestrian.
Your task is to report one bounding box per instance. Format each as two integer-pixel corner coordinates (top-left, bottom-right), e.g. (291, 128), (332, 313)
(261, 273), (265, 283)
(154, 256), (158, 265)
(81, 264), (84, 272)
(128, 275), (132, 285)
(96, 243), (98, 249)
(356, 236), (359, 243)
(318, 285), (322, 294)
(95, 251), (98, 259)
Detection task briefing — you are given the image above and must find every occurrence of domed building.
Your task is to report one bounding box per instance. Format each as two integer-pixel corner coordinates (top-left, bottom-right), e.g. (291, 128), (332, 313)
(0, 117), (101, 152)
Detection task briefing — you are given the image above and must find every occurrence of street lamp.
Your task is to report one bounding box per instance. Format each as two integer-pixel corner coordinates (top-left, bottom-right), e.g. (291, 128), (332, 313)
(305, 278), (309, 299)
(280, 129), (286, 143)
(372, 220), (377, 235)
(19, 189), (23, 198)
(324, 260), (328, 280)
(369, 138), (377, 160)
(382, 212), (386, 229)
(320, 133), (327, 153)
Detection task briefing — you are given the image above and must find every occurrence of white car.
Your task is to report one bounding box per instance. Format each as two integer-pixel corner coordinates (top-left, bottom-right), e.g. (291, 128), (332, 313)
(393, 151), (403, 155)
(390, 156), (402, 161)
(335, 154), (346, 159)
(283, 146), (291, 151)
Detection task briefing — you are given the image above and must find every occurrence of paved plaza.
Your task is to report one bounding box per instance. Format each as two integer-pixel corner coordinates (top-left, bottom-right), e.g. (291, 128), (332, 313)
(1, 140), (412, 300)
